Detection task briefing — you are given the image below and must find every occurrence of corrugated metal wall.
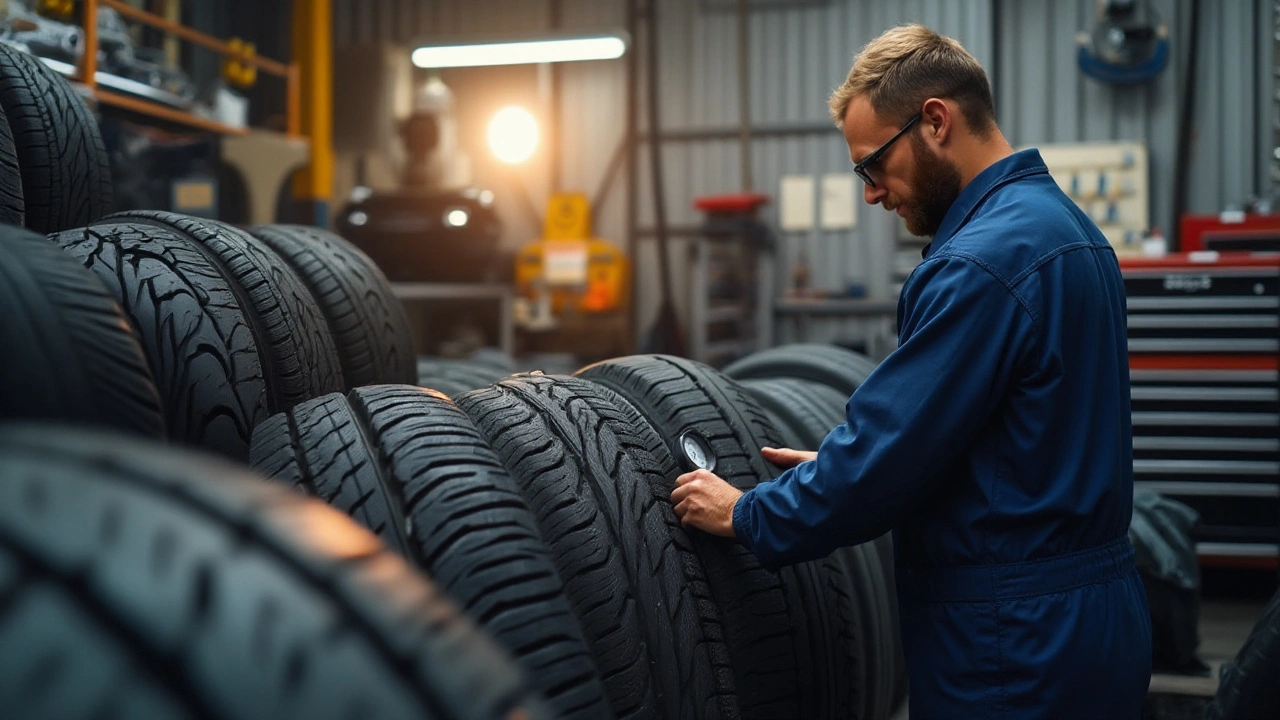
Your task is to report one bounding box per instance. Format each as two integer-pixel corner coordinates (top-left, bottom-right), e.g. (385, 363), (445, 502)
(997, 0), (1271, 244)
(332, 0), (1272, 348)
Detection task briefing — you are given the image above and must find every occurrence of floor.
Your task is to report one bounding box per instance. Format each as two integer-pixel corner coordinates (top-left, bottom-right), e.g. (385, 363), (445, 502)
(885, 571), (1277, 720)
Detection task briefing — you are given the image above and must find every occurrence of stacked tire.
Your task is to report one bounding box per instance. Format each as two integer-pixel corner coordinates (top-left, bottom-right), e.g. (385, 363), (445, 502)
(722, 343), (909, 716)
(0, 40), (557, 720)
(50, 216), (421, 460)
(0, 44), (162, 439)
(248, 350), (910, 720)
(0, 425), (553, 720)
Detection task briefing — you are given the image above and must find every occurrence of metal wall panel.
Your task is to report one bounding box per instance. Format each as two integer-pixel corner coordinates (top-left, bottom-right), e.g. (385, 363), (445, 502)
(630, 0), (994, 343)
(997, 0), (1272, 243)
(330, 0), (1272, 348)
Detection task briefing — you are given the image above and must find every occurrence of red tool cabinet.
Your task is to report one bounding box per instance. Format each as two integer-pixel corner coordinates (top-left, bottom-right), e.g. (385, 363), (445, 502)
(1120, 253), (1280, 569)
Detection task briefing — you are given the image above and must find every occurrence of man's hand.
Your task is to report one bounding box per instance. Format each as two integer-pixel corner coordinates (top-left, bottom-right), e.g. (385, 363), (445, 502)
(761, 446), (818, 469)
(671, 469), (742, 537)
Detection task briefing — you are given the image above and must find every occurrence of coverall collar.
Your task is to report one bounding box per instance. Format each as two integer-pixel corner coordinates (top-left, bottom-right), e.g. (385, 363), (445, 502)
(921, 148), (1051, 259)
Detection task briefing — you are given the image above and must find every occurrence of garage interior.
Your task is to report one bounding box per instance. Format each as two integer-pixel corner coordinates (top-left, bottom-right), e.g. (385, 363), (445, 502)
(0, 0), (1277, 718)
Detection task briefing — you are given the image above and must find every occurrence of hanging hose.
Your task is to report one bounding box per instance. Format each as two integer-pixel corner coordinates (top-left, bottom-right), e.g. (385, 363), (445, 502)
(1170, 0), (1201, 250)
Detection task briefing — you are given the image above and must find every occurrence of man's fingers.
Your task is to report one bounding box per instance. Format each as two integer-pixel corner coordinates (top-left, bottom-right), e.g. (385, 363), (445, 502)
(671, 497), (686, 518)
(670, 483), (692, 504)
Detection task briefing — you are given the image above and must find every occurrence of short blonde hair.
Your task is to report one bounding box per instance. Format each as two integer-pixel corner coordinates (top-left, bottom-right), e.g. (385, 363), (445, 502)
(828, 24), (995, 138)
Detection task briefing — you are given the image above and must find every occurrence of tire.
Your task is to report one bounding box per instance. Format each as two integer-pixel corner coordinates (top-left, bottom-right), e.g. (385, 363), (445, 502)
(862, 539), (899, 720)
(0, 425), (551, 720)
(721, 343), (877, 398)
(249, 385), (612, 720)
(835, 541), (903, 720)
(872, 533), (908, 714)
(738, 378), (847, 451)
(417, 358), (508, 398)
(457, 374), (740, 720)
(0, 224), (163, 438)
(1206, 589), (1280, 720)
(469, 347), (517, 374)
(0, 44), (111, 233)
(107, 211), (343, 412)
(52, 221), (270, 460)
(577, 355), (858, 719)
(758, 405), (806, 450)
(0, 103), (24, 226)
(246, 224), (417, 389)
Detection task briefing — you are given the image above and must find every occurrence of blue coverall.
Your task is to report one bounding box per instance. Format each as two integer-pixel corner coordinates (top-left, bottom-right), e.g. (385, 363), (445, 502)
(733, 150), (1153, 718)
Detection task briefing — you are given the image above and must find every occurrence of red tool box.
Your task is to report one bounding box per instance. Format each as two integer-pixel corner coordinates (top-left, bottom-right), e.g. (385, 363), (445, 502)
(1119, 253), (1280, 569)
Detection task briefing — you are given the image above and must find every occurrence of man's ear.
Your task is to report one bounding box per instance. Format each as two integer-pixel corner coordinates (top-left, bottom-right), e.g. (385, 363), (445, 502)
(921, 97), (953, 147)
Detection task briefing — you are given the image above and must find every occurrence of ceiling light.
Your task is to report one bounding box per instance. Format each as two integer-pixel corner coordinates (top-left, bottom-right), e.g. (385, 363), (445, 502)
(412, 33), (628, 69)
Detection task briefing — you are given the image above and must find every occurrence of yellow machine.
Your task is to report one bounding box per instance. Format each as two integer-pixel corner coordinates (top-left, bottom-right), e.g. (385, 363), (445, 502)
(515, 192), (629, 315)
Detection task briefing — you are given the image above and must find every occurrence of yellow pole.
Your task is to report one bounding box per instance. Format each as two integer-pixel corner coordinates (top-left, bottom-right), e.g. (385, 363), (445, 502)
(163, 0), (180, 69)
(291, 0), (333, 223)
(81, 0), (98, 88)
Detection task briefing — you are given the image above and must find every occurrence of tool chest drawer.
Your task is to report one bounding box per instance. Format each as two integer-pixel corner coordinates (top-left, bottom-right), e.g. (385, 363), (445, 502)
(1120, 254), (1280, 566)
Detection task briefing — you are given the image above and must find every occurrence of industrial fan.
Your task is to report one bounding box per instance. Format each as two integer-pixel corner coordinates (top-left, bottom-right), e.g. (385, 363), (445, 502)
(1077, 0), (1170, 85)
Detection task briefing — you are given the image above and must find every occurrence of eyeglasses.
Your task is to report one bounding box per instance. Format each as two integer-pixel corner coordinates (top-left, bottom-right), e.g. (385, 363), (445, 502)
(853, 112), (922, 188)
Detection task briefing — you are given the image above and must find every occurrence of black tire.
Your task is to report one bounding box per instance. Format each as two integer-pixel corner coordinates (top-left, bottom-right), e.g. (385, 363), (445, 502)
(758, 405), (806, 450)
(52, 222), (271, 460)
(0, 44), (111, 233)
(1206, 589), (1280, 720)
(872, 533), (908, 714)
(417, 358), (508, 397)
(458, 375), (740, 720)
(0, 103), (24, 226)
(739, 378), (848, 451)
(107, 211), (343, 412)
(577, 355), (857, 719)
(249, 385), (612, 720)
(0, 225), (162, 438)
(835, 541), (903, 720)
(246, 224), (417, 389)
(0, 424), (552, 720)
(721, 343), (877, 398)
(734, 380), (898, 718)
(469, 347), (517, 374)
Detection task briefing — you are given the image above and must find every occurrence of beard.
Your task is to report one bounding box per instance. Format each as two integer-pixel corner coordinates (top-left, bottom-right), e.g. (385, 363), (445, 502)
(902, 133), (962, 237)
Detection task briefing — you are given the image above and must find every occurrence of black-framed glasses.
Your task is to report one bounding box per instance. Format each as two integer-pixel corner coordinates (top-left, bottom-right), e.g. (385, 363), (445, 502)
(853, 112), (922, 188)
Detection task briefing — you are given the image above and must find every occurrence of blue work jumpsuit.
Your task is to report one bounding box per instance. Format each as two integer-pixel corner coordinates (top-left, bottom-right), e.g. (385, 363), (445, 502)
(733, 150), (1152, 718)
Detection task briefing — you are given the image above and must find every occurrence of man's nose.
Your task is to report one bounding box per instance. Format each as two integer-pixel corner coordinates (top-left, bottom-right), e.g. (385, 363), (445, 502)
(863, 182), (887, 206)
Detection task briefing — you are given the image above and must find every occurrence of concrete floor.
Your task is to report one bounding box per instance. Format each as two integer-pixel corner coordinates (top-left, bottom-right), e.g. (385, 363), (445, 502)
(884, 595), (1273, 720)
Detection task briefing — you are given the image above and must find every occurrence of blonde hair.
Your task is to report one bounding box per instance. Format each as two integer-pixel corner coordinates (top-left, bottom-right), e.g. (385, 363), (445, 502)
(828, 24), (995, 138)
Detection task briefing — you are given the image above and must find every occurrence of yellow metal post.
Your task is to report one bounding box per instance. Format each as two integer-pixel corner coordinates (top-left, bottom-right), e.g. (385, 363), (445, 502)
(291, 0), (333, 224)
(80, 0), (98, 87)
(163, 0), (180, 69)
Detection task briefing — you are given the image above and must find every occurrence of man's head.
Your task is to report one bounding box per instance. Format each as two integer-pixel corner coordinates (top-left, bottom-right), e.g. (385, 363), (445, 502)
(830, 25), (1004, 237)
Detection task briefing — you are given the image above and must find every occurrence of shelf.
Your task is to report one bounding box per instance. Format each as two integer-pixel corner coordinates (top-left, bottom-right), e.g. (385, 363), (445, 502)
(62, 0), (300, 138)
(774, 297), (898, 317)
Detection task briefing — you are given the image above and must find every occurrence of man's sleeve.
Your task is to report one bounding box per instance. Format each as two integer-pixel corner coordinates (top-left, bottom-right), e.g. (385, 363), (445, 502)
(732, 254), (1036, 568)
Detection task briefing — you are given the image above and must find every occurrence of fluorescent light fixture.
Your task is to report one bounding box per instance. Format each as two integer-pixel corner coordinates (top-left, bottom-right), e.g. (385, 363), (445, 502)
(412, 33), (628, 69)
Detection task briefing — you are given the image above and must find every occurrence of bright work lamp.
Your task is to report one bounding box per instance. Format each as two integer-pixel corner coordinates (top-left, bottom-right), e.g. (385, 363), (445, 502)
(411, 32), (628, 68)
(488, 106), (539, 164)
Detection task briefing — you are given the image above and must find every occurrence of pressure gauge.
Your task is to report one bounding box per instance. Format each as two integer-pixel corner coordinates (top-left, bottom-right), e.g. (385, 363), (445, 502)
(677, 430), (716, 473)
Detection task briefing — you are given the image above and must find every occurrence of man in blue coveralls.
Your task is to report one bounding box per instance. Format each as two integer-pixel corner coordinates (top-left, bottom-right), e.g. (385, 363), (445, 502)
(671, 24), (1152, 718)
